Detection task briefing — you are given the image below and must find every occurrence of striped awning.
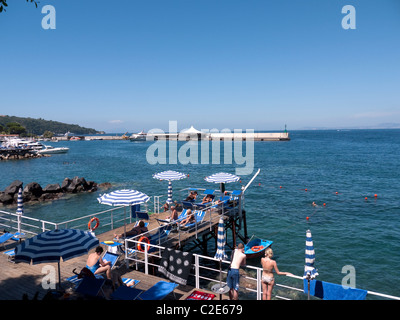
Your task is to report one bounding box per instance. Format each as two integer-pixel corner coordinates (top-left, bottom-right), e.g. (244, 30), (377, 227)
(304, 229), (319, 279)
(97, 189), (150, 206)
(14, 229), (99, 264)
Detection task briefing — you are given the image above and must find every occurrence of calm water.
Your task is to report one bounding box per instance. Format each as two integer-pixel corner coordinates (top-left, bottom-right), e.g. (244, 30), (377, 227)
(1, 129), (400, 298)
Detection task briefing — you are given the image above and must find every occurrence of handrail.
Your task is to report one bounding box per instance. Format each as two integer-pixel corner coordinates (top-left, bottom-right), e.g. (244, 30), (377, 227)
(124, 239), (400, 301)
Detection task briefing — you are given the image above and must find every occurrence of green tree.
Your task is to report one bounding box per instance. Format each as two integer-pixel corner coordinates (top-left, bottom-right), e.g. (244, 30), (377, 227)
(6, 122), (27, 135)
(43, 130), (54, 139)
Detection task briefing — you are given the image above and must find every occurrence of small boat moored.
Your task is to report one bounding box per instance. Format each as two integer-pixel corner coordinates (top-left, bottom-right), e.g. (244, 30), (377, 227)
(244, 237), (273, 259)
(36, 145), (69, 154)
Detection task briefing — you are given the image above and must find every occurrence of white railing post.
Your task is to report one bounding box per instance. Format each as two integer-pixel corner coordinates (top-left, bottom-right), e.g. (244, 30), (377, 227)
(195, 255), (200, 289)
(144, 244), (148, 274)
(257, 268), (262, 300)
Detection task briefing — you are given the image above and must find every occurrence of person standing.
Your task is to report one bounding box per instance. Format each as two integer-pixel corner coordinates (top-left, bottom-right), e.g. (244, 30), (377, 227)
(260, 248), (293, 300)
(226, 243), (246, 300)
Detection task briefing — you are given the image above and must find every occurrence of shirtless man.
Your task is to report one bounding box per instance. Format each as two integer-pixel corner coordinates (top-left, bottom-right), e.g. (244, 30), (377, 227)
(226, 243), (246, 300)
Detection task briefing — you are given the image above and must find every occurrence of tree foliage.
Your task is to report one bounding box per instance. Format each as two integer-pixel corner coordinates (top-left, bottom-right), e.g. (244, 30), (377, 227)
(0, 0), (39, 13)
(0, 115), (99, 136)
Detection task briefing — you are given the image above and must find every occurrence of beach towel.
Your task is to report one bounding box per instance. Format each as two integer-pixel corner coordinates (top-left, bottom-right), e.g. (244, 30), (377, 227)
(304, 279), (368, 300)
(158, 248), (193, 285)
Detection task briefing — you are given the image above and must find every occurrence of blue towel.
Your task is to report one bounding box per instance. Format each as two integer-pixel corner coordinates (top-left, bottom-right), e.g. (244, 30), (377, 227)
(304, 279), (367, 300)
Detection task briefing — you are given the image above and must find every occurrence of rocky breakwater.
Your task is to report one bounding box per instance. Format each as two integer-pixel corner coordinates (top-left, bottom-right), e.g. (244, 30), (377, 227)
(0, 178), (111, 206)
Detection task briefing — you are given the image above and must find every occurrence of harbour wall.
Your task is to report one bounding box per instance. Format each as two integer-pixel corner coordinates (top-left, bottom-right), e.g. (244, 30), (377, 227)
(58, 132), (290, 141)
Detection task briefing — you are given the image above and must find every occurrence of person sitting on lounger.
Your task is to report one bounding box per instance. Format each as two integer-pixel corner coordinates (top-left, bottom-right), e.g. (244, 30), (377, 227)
(185, 191), (197, 201)
(179, 209), (195, 227)
(163, 202), (169, 212)
(165, 206), (178, 221)
(86, 246), (112, 279)
(114, 220), (148, 239)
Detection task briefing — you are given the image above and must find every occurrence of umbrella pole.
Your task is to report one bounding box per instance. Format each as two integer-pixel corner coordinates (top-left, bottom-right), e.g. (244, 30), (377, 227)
(124, 207), (127, 238)
(58, 261), (62, 290)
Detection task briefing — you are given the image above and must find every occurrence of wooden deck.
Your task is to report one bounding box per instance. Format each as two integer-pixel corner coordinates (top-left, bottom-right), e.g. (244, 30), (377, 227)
(0, 209), (228, 300)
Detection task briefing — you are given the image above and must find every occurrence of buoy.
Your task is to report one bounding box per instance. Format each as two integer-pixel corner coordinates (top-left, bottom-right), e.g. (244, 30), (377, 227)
(374, 194), (378, 198)
(323, 203), (326, 206)
(280, 186), (282, 188)
(305, 188), (308, 192)
(259, 183), (261, 186)
(306, 216), (309, 221)
(365, 197), (368, 200)
(335, 192), (338, 194)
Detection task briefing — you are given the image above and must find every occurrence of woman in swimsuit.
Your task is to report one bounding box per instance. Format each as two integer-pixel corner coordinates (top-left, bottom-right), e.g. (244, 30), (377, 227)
(86, 246), (112, 279)
(260, 248), (293, 300)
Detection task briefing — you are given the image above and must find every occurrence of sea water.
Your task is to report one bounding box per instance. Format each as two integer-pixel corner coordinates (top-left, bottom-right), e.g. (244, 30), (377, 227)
(1, 129), (399, 298)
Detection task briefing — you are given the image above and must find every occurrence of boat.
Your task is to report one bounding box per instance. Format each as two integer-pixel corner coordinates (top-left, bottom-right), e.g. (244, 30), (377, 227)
(2, 137), (44, 150)
(36, 145), (69, 154)
(129, 130), (147, 141)
(244, 237), (273, 259)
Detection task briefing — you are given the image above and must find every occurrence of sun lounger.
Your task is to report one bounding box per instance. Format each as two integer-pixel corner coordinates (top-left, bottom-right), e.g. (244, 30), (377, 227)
(179, 210), (207, 230)
(122, 278), (140, 287)
(111, 286), (143, 300)
(181, 201), (194, 209)
(136, 280), (178, 300)
(102, 251), (120, 269)
(75, 277), (106, 298)
(3, 248), (15, 263)
(0, 232), (24, 248)
(203, 189), (215, 195)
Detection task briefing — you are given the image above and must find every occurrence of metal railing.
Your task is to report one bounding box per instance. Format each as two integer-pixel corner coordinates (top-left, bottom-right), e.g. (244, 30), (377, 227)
(123, 239), (400, 301)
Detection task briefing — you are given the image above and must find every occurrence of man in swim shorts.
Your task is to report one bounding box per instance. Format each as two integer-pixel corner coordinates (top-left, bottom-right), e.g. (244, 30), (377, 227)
(226, 243), (246, 300)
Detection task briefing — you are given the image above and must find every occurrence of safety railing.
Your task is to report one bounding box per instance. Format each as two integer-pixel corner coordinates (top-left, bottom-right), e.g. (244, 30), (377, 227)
(123, 239), (400, 301)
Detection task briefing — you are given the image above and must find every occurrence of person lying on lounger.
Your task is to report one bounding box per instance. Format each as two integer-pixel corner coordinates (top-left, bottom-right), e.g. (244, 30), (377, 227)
(179, 209), (195, 227)
(202, 194), (214, 204)
(114, 220), (148, 239)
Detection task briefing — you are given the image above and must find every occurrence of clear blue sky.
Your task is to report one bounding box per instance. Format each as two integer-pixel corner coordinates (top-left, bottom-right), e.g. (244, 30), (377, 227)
(1, 0), (399, 132)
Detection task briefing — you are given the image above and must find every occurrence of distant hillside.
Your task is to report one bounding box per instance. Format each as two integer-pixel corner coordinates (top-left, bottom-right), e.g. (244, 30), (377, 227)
(0, 115), (100, 135)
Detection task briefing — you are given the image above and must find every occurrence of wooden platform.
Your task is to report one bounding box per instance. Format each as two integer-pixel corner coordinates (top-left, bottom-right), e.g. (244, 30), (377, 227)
(0, 209), (229, 300)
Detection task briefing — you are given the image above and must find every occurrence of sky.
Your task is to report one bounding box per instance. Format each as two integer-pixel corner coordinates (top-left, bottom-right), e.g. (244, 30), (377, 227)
(1, 0), (399, 133)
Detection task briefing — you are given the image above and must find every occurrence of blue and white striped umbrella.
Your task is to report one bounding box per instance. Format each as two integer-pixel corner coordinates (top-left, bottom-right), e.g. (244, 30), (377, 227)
(304, 229), (319, 280)
(16, 187), (24, 215)
(153, 170), (187, 204)
(14, 229), (99, 288)
(205, 172), (240, 195)
(205, 172), (240, 184)
(97, 189), (150, 206)
(16, 187), (24, 234)
(214, 217), (228, 261)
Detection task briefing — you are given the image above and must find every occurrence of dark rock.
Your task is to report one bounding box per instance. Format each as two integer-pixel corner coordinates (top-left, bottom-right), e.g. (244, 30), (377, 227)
(43, 184), (62, 193)
(98, 182), (112, 190)
(39, 193), (63, 202)
(23, 182), (43, 201)
(0, 192), (14, 205)
(61, 178), (71, 191)
(4, 180), (23, 195)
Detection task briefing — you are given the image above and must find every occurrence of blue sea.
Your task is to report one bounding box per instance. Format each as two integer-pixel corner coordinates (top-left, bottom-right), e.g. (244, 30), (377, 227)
(1, 129), (399, 298)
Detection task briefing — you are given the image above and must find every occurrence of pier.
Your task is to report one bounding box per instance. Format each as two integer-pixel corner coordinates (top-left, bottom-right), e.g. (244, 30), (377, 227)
(56, 131), (290, 142)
